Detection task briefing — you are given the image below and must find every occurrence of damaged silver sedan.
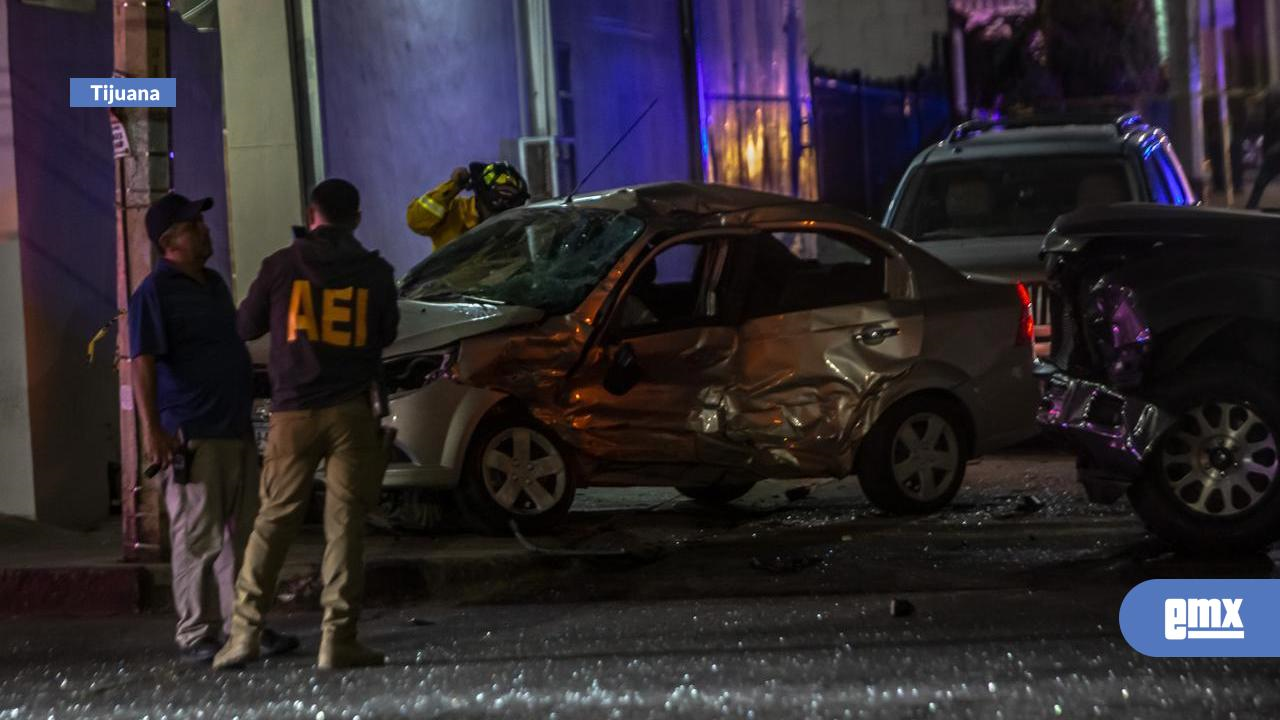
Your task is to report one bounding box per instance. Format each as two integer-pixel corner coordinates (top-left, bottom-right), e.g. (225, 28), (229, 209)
(327, 183), (1037, 532)
(1039, 203), (1280, 552)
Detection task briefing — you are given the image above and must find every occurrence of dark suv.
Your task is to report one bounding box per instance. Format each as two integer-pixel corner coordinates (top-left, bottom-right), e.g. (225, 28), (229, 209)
(1038, 203), (1280, 552)
(883, 113), (1196, 355)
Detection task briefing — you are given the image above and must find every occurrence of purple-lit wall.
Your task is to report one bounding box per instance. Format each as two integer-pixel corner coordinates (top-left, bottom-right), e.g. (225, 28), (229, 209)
(170, 21), (231, 281)
(313, 0), (523, 274)
(8, 1), (116, 528)
(549, 1), (693, 193)
(4, 6), (229, 529)
(312, 1), (694, 272)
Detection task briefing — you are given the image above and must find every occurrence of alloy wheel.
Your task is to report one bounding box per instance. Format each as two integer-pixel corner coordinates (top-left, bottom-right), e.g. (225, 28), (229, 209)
(1160, 402), (1279, 517)
(890, 412), (960, 501)
(481, 427), (568, 516)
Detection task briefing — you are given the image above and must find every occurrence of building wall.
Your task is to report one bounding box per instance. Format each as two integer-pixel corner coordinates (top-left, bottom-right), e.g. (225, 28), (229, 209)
(219, 0), (305, 300)
(805, 0), (947, 79)
(314, 0), (523, 274)
(8, 0), (116, 529)
(170, 19), (231, 283)
(0, 2), (35, 520)
(549, 0), (693, 193)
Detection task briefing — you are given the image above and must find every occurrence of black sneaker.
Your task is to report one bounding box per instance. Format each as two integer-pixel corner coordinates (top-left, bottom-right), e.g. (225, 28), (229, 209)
(179, 636), (223, 665)
(261, 628), (300, 658)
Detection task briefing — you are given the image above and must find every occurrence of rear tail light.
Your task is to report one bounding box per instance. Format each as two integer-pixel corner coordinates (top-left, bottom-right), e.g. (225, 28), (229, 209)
(1016, 283), (1034, 346)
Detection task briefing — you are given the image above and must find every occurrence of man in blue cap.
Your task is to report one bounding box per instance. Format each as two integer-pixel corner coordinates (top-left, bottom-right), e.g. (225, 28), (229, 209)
(129, 192), (298, 664)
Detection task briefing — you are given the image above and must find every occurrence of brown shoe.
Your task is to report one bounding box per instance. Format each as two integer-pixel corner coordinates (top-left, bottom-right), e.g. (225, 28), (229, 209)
(212, 632), (260, 671)
(318, 636), (385, 670)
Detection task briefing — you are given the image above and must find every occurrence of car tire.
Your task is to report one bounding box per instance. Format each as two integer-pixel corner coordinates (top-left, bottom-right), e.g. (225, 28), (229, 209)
(1128, 367), (1280, 554)
(455, 412), (578, 536)
(676, 479), (757, 504)
(857, 396), (969, 515)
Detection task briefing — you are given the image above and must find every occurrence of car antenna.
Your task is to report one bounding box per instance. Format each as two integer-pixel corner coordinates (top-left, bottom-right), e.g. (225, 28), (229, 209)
(564, 97), (658, 205)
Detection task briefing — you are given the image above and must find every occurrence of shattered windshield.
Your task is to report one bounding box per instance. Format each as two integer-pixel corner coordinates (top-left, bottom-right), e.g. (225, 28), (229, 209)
(891, 156), (1135, 240)
(399, 207), (645, 314)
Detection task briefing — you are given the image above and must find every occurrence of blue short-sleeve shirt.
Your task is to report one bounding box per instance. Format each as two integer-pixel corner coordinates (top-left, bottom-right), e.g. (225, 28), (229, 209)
(128, 260), (252, 439)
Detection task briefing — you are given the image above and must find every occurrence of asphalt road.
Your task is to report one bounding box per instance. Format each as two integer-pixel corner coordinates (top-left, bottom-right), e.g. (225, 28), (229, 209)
(3, 450), (1280, 719)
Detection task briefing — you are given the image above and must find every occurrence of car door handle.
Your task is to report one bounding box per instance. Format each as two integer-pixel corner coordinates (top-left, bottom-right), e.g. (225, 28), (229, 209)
(682, 347), (724, 367)
(854, 325), (900, 346)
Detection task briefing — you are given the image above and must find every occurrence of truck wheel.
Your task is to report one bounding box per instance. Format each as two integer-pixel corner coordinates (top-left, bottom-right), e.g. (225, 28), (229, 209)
(1129, 368), (1280, 554)
(857, 396), (969, 514)
(456, 413), (578, 536)
(677, 479), (757, 504)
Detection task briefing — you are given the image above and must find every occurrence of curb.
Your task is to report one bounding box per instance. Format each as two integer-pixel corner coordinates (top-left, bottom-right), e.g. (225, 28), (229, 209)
(0, 553), (585, 618)
(0, 565), (150, 616)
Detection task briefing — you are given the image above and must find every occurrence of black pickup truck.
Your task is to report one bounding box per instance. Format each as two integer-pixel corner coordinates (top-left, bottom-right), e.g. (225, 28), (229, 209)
(1038, 203), (1280, 552)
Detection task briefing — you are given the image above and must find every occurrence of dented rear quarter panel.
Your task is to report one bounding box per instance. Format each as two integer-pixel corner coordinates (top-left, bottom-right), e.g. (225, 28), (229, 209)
(919, 276), (1039, 454)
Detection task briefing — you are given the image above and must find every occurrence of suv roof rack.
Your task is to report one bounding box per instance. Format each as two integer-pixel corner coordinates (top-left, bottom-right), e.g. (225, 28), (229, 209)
(946, 112), (1147, 144)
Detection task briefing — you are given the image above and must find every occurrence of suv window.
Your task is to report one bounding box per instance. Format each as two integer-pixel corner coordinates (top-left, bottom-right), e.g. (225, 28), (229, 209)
(891, 156), (1135, 240)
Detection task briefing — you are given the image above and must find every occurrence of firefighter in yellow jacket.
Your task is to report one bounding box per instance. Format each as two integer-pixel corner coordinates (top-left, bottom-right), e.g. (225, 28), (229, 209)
(406, 161), (530, 251)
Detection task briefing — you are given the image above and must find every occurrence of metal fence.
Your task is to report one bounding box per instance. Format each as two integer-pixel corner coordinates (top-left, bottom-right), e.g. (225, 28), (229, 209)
(810, 76), (953, 220)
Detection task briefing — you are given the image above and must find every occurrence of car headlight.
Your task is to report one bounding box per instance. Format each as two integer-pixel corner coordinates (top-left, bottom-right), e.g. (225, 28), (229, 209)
(383, 348), (455, 396)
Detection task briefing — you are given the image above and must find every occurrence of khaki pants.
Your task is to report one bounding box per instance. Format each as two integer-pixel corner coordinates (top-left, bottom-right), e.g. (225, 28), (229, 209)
(230, 398), (384, 640)
(165, 437), (259, 649)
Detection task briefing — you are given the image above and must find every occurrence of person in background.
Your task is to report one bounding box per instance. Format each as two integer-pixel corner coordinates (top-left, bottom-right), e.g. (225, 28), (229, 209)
(128, 192), (298, 665)
(215, 179), (399, 671)
(405, 161), (530, 250)
(1246, 87), (1280, 208)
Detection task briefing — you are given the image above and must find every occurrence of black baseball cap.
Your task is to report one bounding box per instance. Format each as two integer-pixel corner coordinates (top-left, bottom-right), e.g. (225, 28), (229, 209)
(146, 192), (213, 245)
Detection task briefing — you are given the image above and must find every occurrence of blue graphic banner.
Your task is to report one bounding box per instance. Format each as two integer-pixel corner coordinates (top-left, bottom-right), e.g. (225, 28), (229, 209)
(1120, 579), (1280, 657)
(69, 78), (175, 108)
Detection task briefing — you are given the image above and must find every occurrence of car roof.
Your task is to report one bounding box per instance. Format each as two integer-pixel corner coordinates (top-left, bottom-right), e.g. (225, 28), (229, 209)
(531, 181), (801, 216)
(530, 181), (885, 232)
(913, 120), (1169, 165)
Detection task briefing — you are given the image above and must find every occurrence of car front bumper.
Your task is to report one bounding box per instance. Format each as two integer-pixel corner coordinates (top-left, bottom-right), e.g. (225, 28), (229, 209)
(251, 378), (508, 492)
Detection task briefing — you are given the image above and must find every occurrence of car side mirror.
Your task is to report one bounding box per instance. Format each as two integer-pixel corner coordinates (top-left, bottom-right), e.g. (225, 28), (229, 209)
(603, 342), (642, 396)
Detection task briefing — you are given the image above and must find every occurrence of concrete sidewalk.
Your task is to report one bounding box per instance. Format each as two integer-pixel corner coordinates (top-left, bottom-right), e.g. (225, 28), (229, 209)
(0, 515), (145, 616)
(1, 480), (779, 617)
(0, 483), (720, 617)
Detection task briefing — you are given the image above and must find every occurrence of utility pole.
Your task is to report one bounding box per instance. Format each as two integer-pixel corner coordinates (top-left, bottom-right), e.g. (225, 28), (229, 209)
(114, 0), (171, 562)
(783, 0), (802, 198)
(1267, 0), (1280, 86)
(949, 16), (968, 119)
(1166, 0), (1207, 197)
(1207, 0), (1234, 205)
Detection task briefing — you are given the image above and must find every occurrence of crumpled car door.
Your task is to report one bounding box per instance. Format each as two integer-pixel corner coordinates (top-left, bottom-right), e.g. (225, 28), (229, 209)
(560, 236), (738, 463)
(696, 227), (923, 478)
